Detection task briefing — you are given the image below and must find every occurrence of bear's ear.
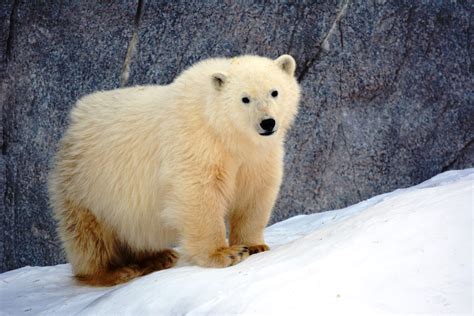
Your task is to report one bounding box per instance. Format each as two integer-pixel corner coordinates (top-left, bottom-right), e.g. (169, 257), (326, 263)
(211, 72), (227, 91)
(275, 54), (296, 76)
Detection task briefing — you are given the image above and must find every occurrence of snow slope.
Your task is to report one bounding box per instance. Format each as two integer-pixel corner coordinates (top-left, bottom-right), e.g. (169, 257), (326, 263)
(1, 169), (472, 315)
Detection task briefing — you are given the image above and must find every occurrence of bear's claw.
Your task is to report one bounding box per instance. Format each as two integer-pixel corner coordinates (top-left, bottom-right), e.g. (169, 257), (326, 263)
(208, 245), (250, 267)
(248, 244), (270, 255)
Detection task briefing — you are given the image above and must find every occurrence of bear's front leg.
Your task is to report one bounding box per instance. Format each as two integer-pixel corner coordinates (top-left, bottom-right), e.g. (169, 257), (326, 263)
(178, 178), (249, 268)
(228, 200), (273, 256)
(229, 158), (283, 255)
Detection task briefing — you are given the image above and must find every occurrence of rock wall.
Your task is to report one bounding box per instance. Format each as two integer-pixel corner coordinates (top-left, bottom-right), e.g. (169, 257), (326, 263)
(1, 0), (472, 271)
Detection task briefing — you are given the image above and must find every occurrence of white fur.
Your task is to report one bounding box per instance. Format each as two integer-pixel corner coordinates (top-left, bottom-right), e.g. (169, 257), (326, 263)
(49, 55), (301, 269)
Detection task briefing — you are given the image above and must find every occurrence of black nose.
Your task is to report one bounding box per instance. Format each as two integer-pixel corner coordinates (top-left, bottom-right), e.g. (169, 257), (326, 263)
(260, 118), (276, 131)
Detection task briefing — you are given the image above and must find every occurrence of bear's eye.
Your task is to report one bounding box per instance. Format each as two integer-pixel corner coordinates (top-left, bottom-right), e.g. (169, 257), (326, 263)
(242, 97), (250, 104)
(271, 90), (278, 98)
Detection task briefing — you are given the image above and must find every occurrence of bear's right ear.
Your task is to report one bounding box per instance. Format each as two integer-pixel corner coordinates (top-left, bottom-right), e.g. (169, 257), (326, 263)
(212, 72), (227, 91)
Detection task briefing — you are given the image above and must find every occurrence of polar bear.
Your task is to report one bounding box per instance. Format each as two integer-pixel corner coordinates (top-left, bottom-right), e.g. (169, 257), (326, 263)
(49, 54), (300, 286)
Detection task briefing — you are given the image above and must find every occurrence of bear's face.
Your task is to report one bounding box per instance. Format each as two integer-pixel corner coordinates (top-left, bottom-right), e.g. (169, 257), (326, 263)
(211, 55), (300, 144)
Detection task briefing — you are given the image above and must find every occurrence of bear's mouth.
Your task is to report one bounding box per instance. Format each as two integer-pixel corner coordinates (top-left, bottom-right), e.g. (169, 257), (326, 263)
(259, 130), (276, 136)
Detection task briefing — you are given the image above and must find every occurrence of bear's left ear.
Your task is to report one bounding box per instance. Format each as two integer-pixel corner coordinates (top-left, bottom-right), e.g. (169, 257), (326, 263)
(275, 54), (296, 76)
(212, 72), (227, 91)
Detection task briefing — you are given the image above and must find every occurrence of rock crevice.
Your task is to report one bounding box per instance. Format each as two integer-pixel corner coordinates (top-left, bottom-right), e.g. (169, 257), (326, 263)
(4, 0), (19, 63)
(298, 0), (350, 81)
(120, 0), (146, 87)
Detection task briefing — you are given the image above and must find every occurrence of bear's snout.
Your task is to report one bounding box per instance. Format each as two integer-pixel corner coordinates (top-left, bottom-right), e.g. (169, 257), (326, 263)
(259, 118), (276, 136)
(260, 118), (275, 131)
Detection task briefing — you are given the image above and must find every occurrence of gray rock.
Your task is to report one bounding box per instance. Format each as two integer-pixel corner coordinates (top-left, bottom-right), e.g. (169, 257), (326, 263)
(1, 0), (472, 271)
(277, 0), (474, 220)
(1, 0), (136, 270)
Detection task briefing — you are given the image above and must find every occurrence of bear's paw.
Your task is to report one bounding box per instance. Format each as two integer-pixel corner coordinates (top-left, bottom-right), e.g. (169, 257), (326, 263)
(208, 245), (250, 267)
(248, 244), (270, 255)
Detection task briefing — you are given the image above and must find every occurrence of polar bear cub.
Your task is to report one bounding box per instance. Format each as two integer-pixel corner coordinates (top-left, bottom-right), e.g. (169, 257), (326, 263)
(49, 54), (301, 286)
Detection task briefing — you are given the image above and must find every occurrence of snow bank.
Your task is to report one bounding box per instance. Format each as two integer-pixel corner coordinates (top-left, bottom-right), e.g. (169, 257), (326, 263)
(1, 169), (472, 315)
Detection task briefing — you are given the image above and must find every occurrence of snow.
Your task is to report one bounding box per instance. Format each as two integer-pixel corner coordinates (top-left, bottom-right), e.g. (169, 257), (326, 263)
(1, 169), (473, 315)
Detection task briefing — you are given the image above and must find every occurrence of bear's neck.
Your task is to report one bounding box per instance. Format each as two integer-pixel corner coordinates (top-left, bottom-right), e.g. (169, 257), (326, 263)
(207, 117), (283, 163)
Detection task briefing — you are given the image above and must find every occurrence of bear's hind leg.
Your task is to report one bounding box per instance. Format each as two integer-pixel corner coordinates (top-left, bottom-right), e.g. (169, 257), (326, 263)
(76, 266), (144, 286)
(76, 249), (179, 287)
(131, 248), (180, 275)
(58, 201), (178, 286)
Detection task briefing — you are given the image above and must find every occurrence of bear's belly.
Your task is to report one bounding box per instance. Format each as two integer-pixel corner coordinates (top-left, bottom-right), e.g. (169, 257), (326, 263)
(115, 214), (179, 251)
(77, 168), (179, 251)
(99, 190), (180, 251)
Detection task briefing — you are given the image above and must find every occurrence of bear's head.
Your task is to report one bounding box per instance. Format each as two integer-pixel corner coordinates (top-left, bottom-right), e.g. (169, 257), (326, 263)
(209, 55), (300, 146)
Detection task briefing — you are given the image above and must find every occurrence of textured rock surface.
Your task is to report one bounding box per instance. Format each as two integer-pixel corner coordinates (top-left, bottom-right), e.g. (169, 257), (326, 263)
(1, 1), (472, 271)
